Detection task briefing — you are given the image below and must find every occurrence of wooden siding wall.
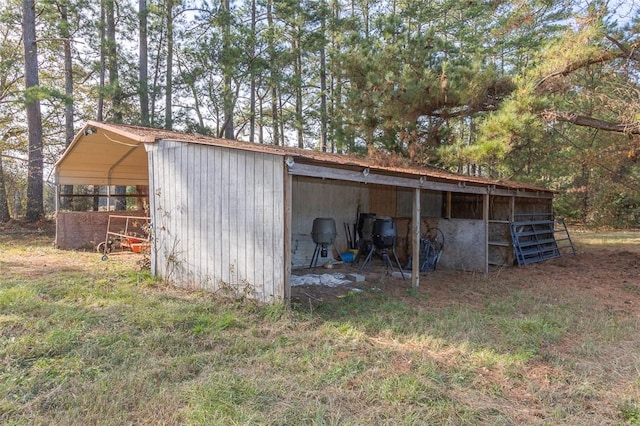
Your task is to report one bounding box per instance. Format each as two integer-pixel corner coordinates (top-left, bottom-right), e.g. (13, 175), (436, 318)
(396, 188), (443, 218)
(514, 197), (553, 216)
(147, 141), (285, 302)
(368, 184), (396, 217)
(291, 176), (368, 267)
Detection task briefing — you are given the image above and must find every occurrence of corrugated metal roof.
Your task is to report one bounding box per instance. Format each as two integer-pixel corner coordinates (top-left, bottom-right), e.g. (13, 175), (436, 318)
(56, 120), (553, 194)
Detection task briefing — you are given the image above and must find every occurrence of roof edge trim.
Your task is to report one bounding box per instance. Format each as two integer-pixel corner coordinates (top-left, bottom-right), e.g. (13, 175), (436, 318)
(87, 120), (156, 143)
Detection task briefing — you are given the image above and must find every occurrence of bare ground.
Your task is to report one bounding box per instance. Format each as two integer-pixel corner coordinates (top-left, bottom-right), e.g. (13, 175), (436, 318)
(292, 232), (640, 313)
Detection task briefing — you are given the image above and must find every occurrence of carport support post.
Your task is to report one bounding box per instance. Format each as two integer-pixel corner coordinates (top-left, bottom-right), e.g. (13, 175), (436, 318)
(412, 188), (420, 289)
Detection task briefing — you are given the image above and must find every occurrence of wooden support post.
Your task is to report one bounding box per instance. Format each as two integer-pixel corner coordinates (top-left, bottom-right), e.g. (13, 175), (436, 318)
(483, 192), (490, 274)
(412, 188), (421, 289)
(509, 196), (515, 222)
(446, 191), (452, 219)
(283, 169), (292, 303)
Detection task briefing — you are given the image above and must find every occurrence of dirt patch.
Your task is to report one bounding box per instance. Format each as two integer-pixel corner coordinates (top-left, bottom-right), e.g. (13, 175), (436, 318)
(291, 240), (640, 315)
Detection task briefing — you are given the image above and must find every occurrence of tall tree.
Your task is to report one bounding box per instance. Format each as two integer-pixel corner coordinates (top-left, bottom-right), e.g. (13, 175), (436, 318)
(54, 0), (76, 210)
(165, 0), (173, 130)
(0, 6), (23, 221)
(105, 0), (122, 122)
(22, 0), (44, 221)
(97, 0), (106, 121)
(290, 1), (304, 148)
(139, 0), (150, 126)
(266, 0), (279, 145)
(0, 154), (9, 222)
(221, 0), (234, 139)
(104, 0), (125, 209)
(318, 1), (328, 152)
(248, 0), (256, 142)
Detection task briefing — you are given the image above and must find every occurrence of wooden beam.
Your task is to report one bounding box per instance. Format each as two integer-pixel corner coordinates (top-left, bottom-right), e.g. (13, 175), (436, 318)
(509, 196), (515, 222)
(412, 188), (421, 290)
(283, 167), (292, 304)
(483, 193), (490, 274)
(289, 163), (553, 199)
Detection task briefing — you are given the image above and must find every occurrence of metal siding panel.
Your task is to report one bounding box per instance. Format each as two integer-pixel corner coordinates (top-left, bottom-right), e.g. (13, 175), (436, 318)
(175, 144), (187, 284)
(155, 146), (165, 278)
(200, 146), (211, 289)
(213, 147), (223, 288)
(262, 155), (273, 300)
(156, 141), (171, 280)
(146, 142), (286, 302)
(270, 155), (285, 301)
(245, 152), (258, 292)
(221, 148), (229, 286)
(254, 154), (266, 297)
(236, 151), (248, 289)
(188, 145), (198, 285)
(170, 145), (179, 281)
(230, 150), (240, 287)
(147, 146), (158, 276)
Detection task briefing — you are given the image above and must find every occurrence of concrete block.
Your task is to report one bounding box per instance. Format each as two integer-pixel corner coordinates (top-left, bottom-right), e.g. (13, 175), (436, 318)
(348, 273), (366, 282)
(392, 271), (411, 279)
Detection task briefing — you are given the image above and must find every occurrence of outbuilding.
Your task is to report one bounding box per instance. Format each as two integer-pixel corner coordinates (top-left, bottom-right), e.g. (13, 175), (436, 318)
(55, 121), (556, 303)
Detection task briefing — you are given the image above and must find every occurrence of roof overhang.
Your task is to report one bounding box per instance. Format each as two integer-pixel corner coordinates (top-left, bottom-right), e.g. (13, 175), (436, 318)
(55, 121), (154, 185)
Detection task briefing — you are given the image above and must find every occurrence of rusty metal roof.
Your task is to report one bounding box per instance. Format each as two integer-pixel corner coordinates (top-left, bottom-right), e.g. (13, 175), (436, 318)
(55, 120), (553, 194)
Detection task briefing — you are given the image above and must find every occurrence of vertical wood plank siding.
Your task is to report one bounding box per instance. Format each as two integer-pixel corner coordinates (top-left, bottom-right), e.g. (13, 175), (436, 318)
(148, 141), (285, 302)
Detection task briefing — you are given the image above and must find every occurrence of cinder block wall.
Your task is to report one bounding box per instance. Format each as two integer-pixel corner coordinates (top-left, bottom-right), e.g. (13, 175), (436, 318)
(56, 211), (146, 250)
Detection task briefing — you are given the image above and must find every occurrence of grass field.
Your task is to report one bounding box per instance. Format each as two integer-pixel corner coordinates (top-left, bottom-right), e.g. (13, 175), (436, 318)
(1, 226), (640, 424)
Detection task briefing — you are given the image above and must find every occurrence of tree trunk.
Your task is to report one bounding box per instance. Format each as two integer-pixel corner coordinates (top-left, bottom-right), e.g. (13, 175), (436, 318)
(330, 1), (343, 153)
(267, 0), (279, 145)
(319, 3), (328, 152)
(113, 185), (127, 211)
(93, 185), (99, 211)
(105, 0), (125, 208)
(294, 21), (303, 149)
(22, 0), (44, 222)
(150, 21), (166, 126)
(98, 0), (105, 121)
(249, 0), (256, 142)
(106, 0), (122, 122)
(0, 156), (10, 222)
(258, 90), (264, 143)
(139, 0), (150, 126)
(222, 0), (234, 139)
(165, 0), (173, 130)
(61, 2), (74, 210)
(279, 91), (285, 146)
